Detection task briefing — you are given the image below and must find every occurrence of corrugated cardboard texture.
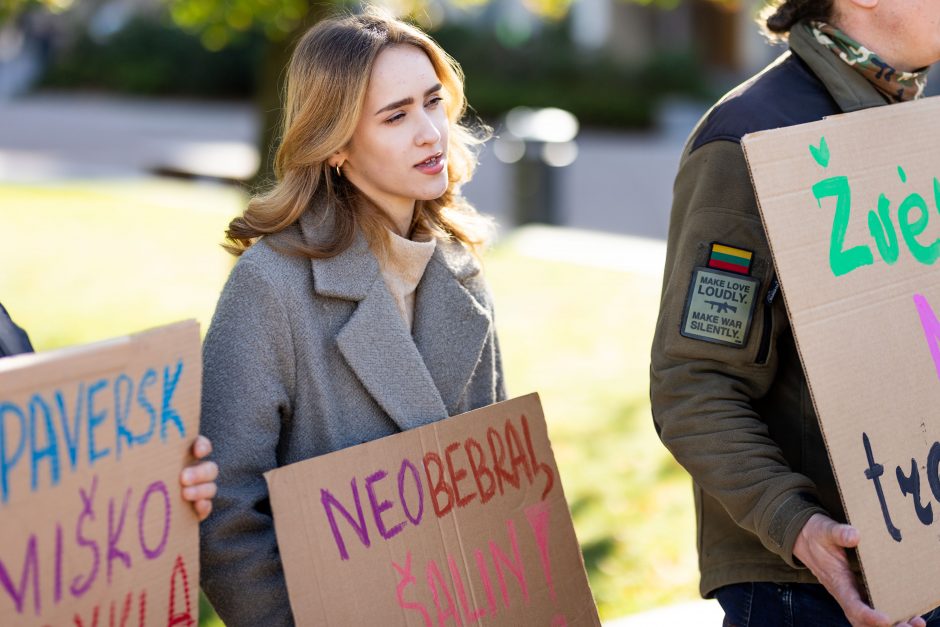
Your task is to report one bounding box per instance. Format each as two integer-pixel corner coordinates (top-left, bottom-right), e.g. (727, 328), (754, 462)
(742, 96), (940, 622)
(0, 320), (201, 625)
(265, 393), (599, 626)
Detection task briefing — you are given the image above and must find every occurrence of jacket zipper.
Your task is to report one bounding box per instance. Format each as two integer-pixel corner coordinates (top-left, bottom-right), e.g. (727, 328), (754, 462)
(756, 275), (778, 365)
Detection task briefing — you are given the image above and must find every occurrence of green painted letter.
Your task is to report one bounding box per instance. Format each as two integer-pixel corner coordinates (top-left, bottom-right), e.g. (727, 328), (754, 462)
(814, 176), (873, 277)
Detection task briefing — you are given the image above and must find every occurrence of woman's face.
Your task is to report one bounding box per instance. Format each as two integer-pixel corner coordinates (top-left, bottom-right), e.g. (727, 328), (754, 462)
(338, 44), (449, 222)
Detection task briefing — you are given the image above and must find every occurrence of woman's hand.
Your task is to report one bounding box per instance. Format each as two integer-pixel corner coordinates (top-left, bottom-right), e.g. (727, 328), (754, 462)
(180, 435), (219, 521)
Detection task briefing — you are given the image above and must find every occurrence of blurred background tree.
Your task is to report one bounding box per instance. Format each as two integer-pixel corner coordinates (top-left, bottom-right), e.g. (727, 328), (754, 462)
(9, 0), (720, 187)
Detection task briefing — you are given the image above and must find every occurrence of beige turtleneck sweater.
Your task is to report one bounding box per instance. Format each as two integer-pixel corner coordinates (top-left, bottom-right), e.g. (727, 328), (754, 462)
(378, 231), (437, 330)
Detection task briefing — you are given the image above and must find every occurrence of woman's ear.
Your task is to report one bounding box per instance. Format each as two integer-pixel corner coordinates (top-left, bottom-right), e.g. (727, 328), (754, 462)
(328, 149), (348, 169)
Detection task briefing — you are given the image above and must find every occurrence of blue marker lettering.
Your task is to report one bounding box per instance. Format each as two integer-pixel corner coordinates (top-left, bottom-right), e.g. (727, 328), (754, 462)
(28, 394), (60, 492)
(160, 360), (185, 442)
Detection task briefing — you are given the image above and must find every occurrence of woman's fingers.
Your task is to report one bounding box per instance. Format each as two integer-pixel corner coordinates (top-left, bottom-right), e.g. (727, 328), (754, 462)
(181, 461), (219, 486)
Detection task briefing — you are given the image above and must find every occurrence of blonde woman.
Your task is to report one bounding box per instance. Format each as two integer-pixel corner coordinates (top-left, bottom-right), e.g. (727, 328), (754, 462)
(199, 9), (505, 626)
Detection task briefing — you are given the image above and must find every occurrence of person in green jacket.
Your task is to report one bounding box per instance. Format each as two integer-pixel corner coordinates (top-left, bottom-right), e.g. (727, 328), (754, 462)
(650, 0), (940, 625)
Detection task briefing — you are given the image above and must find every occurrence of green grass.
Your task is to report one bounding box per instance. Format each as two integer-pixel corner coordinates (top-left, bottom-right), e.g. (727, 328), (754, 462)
(0, 179), (698, 623)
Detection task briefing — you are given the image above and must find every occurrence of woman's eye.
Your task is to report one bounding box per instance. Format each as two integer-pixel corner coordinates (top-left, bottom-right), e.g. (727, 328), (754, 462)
(426, 96), (443, 108)
(385, 112), (405, 124)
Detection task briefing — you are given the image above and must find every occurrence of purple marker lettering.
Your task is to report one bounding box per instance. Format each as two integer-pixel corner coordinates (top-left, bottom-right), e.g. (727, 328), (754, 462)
(0, 533), (40, 615)
(321, 481), (370, 561)
(108, 488), (132, 583)
(398, 459), (424, 526)
(71, 476), (100, 598)
(366, 470), (405, 541)
(55, 523), (63, 604)
(914, 294), (940, 381)
(138, 481), (170, 560)
(524, 501), (555, 601)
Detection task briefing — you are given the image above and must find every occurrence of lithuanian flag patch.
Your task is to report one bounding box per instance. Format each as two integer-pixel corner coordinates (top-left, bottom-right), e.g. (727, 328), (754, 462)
(707, 243), (753, 275)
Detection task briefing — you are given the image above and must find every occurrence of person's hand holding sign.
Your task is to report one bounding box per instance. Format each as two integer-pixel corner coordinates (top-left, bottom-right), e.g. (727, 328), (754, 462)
(794, 513), (926, 627)
(180, 434), (218, 521)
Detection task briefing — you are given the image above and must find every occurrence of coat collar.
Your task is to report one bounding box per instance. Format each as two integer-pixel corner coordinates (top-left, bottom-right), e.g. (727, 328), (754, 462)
(300, 210), (491, 428)
(412, 240), (492, 416)
(789, 21), (889, 114)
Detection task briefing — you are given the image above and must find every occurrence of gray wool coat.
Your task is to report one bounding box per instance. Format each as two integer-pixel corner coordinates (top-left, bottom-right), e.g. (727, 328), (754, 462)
(199, 210), (506, 627)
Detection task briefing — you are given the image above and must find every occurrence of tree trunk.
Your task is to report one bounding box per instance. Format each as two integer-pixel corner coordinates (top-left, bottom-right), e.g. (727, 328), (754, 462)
(249, 2), (332, 190)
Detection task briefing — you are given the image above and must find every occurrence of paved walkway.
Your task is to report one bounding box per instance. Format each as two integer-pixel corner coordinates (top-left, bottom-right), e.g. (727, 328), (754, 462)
(0, 92), (700, 241)
(605, 600), (724, 626)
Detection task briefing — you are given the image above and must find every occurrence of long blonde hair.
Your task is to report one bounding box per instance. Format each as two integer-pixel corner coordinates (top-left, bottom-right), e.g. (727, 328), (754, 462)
(226, 8), (492, 258)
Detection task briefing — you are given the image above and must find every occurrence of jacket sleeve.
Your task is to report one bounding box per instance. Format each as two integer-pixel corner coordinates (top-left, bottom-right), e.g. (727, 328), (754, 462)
(0, 302), (34, 357)
(650, 140), (827, 566)
(199, 257), (297, 627)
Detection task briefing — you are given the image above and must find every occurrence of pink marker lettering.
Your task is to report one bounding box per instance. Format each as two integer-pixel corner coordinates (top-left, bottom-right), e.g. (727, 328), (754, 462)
(448, 555), (485, 622)
(393, 552), (432, 627)
(489, 519), (529, 608)
(427, 558), (462, 626)
(474, 549), (497, 617)
(914, 294), (940, 381)
(524, 501), (555, 601)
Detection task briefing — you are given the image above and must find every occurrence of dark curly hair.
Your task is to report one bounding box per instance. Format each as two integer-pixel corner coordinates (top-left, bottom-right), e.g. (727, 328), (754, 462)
(758, 0), (835, 40)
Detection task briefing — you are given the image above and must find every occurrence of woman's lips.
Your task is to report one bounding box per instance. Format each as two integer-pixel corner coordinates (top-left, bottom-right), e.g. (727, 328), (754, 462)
(414, 153), (445, 175)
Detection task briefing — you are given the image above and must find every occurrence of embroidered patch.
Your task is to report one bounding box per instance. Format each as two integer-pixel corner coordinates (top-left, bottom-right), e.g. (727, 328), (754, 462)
(707, 243), (753, 275)
(681, 268), (761, 347)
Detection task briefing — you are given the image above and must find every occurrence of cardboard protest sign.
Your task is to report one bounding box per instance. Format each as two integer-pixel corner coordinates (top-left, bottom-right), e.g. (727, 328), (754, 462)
(0, 321), (201, 626)
(741, 96), (940, 621)
(265, 393), (599, 626)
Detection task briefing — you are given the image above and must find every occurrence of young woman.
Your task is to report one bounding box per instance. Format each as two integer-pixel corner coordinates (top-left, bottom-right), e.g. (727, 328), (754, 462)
(651, 0), (939, 625)
(198, 10), (505, 626)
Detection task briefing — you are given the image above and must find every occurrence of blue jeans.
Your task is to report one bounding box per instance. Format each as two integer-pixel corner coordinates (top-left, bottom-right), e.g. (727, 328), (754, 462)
(715, 582), (940, 627)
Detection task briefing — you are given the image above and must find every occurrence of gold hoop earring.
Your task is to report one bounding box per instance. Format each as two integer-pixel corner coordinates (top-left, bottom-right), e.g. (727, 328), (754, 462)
(335, 164), (342, 178)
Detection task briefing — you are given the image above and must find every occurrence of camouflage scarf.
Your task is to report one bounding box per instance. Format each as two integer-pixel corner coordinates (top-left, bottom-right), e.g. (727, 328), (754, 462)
(807, 21), (928, 102)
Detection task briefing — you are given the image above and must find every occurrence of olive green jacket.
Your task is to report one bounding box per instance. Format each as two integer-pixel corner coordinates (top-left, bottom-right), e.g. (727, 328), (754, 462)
(650, 24), (891, 597)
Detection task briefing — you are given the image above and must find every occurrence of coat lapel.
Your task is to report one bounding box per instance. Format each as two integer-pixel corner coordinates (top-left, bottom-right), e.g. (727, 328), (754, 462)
(412, 240), (492, 416)
(303, 213), (448, 430)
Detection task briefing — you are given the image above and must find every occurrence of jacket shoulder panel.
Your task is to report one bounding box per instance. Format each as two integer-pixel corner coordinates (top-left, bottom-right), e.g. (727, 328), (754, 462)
(691, 54), (840, 153)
